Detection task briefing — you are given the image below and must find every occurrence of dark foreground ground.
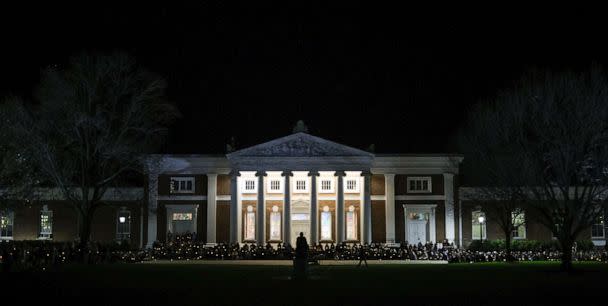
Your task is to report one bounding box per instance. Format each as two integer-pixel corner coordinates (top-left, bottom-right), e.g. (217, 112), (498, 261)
(7, 261), (608, 306)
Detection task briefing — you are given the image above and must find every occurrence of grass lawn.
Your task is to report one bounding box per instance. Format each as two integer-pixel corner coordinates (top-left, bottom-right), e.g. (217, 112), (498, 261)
(8, 261), (608, 305)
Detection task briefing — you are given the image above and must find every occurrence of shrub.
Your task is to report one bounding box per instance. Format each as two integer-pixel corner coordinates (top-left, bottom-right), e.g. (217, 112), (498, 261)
(467, 239), (562, 252)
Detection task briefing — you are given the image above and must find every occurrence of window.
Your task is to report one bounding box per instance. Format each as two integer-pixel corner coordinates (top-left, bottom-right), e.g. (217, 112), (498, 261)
(471, 211), (487, 240)
(592, 215), (605, 239)
(267, 179), (282, 193)
(243, 179), (256, 192)
(116, 208), (131, 241)
(319, 179), (334, 193)
(345, 178), (360, 193)
(346, 205), (358, 240)
(269, 206), (281, 241)
(39, 208), (53, 239)
(170, 177), (195, 193)
(0, 211), (14, 239)
(295, 180), (307, 192)
(511, 210), (526, 239)
(172, 213), (193, 221)
(244, 205), (255, 241)
(320, 206), (332, 241)
(407, 177), (432, 193)
(291, 213), (310, 221)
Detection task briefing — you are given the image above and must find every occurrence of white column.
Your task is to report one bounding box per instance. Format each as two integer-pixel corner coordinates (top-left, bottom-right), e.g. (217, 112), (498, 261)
(146, 172), (158, 248)
(309, 171), (318, 244)
(430, 206), (437, 243)
(256, 171), (266, 245)
(363, 171), (372, 244)
(384, 174), (396, 243)
(443, 173), (456, 243)
(458, 200), (463, 248)
(229, 171), (239, 243)
(336, 171), (345, 243)
(206, 173), (218, 244)
(282, 171), (291, 244)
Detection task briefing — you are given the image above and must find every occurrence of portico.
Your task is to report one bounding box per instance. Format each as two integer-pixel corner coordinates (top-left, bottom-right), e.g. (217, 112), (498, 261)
(226, 133), (375, 246)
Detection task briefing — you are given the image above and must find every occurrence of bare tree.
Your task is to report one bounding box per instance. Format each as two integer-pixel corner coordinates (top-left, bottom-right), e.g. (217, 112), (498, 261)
(460, 67), (608, 271)
(458, 108), (529, 261)
(0, 98), (40, 208)
(1, 53), (178, 251)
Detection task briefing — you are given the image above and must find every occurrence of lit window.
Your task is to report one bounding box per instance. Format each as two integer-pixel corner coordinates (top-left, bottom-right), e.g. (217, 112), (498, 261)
(269, 206), (281, 241)
(291, 213), (310, 221)
(170, 177), (195, 193)
(511, 210), (526, 239)
(244, 205), (256, 241)
(267, 179), (282, 193)
(407, 177), (432, 193)
(346, 205), (358, 241)
(320, 206), (332, 241)
(116, 208), (131, 241)
(345, 179), (359, 192)
(39, 209), (53, 239)
(243, 179), (256, 192)
(172, 213), (193, 221)
(472, 210), (487, 240)
(0, 211), (14, 239)
(592, 215), (605, 239)
(319, 179), (334, 193)
(295, 180), (307, 192)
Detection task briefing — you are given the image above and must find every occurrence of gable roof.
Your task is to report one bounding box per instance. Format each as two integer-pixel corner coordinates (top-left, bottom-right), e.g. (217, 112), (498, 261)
(226, 132), (374, 159)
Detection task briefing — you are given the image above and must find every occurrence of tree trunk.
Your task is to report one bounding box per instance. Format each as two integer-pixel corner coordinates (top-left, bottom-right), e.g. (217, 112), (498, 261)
(560, 239), (574, 272)
(604, 209), (608, 251)
(77, 210), (94, 263)
(504, 233), (513, 262)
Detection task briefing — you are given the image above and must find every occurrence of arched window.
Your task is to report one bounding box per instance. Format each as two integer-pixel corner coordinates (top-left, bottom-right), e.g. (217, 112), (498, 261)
(346, 205), (358, 241)
(270, 205), (281, 241)
(244, 205), (256, 241)
(321, 206), (332, 241)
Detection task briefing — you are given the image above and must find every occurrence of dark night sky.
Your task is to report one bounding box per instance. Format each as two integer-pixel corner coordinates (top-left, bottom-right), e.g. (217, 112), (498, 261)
(1, 3), (605, 154)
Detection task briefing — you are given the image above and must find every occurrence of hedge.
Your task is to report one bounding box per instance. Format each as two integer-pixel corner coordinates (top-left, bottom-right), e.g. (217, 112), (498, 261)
(467, 239), (597, 252)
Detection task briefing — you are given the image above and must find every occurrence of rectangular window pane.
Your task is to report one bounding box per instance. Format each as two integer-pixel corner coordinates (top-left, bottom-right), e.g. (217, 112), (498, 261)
(170, 177), (195, 193)
(245, 212), (256, 240)
(172, 213), (193, 221)
(291, 213), (310, 221)
(270, 212), (281, 240)
(40, 211), (53, 237)
(511, 211), (525, 238)
(117, 210), (131, 241)
(296, 180), (306, 190)
(471, 211), (486, 240)
(592, 216), (604, 238)
(346, 211), (357, 240)
(1, 212), (14, 238)
(321, 211), (332, 240)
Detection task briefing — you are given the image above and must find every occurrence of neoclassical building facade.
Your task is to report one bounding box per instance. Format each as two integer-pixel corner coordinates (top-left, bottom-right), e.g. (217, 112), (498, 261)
(144, 133), (463, 248)
(1, 132), (605, 248)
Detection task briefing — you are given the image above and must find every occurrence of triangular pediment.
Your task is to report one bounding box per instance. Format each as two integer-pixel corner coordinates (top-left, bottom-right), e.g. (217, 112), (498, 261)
(227, 133), (374, 158)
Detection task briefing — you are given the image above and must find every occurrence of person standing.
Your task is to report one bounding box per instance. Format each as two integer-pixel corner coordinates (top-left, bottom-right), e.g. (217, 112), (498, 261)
(294, 232), (309, 280)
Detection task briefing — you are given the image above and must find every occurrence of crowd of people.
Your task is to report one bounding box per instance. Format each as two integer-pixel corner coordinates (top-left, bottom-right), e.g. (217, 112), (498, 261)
(2, 233), (608, 271)
(144, 234), (608, 263)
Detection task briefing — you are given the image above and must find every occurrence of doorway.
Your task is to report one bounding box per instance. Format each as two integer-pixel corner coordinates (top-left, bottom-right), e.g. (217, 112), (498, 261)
(290, 200), (310, 246)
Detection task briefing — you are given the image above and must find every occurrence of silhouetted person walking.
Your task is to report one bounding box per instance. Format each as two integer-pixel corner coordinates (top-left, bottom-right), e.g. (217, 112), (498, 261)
(358, 244), (368, 267)
(294, 232), (309, 280)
